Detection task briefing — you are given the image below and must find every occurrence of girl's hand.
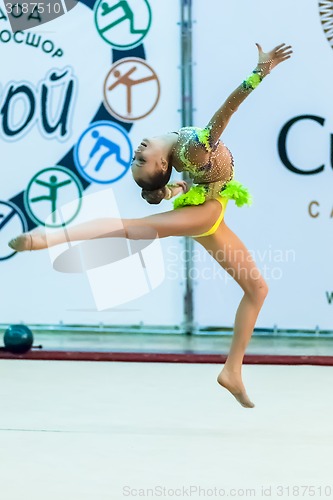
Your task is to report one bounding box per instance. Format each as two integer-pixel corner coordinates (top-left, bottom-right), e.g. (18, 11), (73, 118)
(175, 180), (189, 193)
(255, 43), (293, 72)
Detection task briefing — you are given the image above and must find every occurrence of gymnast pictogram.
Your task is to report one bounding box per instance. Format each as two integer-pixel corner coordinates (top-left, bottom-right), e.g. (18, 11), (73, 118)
(83, 130), (128, 172)
(108, 66), (156, 115)
(100, 1), (146, 35)
(30, 175), (72, 223)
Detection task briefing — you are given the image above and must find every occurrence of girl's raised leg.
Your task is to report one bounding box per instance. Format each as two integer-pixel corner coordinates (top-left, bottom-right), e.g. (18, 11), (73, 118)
(8, 200), (223, 251)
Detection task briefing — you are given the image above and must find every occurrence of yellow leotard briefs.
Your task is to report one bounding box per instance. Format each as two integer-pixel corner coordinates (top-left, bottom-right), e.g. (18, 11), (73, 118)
(191, 195), (228, 238)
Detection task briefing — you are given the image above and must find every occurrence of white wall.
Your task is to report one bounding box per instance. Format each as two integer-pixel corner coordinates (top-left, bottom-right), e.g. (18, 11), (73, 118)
(192, 0), (333, 330)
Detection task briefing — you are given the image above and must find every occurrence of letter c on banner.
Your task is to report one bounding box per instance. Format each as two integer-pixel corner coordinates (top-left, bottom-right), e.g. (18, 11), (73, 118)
(308, 201), (320, 218)
(278, 115), (325, 175)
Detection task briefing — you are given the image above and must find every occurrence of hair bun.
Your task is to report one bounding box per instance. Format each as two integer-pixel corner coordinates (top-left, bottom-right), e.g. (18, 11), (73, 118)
(141, 187), (166, 204)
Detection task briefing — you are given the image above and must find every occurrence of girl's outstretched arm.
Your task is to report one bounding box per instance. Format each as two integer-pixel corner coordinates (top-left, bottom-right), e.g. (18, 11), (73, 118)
(206, 43), (293, 143)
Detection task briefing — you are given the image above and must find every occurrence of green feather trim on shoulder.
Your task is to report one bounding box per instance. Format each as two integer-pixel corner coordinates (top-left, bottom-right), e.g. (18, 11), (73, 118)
(220, 180), (253, 207)
(173, 185), (207, 209)
(196, 128), (211, 152)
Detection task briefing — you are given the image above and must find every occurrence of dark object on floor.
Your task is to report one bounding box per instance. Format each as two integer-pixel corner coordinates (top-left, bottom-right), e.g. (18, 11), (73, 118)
(4, 324), (34, 354)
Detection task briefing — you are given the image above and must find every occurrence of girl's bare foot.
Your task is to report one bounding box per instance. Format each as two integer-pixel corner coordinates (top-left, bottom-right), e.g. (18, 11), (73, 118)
(217, 366), (255, 408)
(8, 228), (47, 252)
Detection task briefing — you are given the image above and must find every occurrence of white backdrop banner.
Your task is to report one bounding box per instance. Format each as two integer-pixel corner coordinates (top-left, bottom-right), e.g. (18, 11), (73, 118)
(0, 0), (185, 326)
(192, 0), (332, 330)
(1, 0), (332, 330)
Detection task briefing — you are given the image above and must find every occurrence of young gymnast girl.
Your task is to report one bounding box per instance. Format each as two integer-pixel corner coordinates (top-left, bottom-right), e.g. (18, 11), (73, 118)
(9, 42), (292, 408)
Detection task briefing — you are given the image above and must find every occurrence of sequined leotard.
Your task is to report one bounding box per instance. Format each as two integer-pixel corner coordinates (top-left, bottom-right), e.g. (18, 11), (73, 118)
(173, 126), (235, 200)
(168, 63), (270, 236)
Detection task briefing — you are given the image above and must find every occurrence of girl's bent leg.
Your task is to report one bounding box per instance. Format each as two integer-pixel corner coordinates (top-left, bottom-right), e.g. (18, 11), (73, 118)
(193, 220), (269, 408)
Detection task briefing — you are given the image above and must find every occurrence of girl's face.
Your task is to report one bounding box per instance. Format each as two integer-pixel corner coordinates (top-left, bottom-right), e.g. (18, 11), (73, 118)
(131, 137), (167, 185)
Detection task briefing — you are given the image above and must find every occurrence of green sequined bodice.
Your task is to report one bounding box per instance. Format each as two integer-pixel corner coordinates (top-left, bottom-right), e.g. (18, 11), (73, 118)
(174, 127), (234, 186)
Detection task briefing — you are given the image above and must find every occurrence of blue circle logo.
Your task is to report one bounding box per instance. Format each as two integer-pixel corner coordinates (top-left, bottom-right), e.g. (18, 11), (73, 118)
(74, 121), (133, 184)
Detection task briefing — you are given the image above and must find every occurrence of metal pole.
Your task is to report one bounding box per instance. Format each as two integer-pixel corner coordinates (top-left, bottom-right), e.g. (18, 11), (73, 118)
(180, 0), (195, 334)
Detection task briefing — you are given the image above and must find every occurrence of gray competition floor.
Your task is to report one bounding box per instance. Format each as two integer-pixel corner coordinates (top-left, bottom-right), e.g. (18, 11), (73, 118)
(0, 360), (332, 500)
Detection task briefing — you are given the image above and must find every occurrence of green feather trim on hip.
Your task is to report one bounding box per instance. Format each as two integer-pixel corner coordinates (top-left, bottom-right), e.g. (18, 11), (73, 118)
(173, 185), (207, 209)
(173, 180), (253, 209)
(220, 180), (253, 207)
